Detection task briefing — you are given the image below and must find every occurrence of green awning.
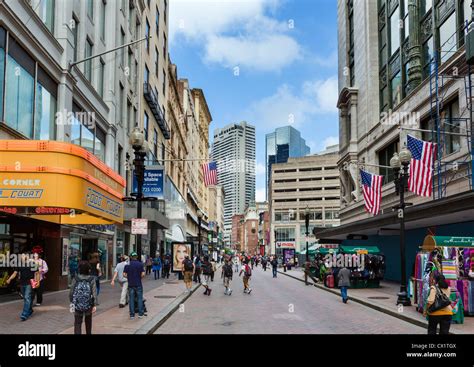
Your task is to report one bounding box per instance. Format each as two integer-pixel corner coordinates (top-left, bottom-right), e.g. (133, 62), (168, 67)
(423, 236), (474, 250)
(301, 246), (339, 255)
(340, 245), (380, 254)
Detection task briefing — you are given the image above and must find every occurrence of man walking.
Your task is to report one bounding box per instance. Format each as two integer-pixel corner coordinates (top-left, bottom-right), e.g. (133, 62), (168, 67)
(221, 260), (233, 295)
(182, 255), (194, 293)
(162, 255), (171, 279)
(111, 255), (129, 308)
(201, 256), (213, 296)
(304, 258), (311, 286)
(6, 252), (36, 321)
(123, 252), (145, 319)
(337, 266), (351, 303)
(239, 260), (252, 294)
(271, 257), (278, 278)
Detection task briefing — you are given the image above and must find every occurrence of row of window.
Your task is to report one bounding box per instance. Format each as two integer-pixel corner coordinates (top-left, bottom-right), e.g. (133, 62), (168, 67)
(274, 210), (340, 222)
(274, 176), (339, 183)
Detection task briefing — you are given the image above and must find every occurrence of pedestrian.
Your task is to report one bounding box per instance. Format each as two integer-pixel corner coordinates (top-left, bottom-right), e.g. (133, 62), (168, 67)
(69, 260), (97, 334)
(32, 246), (48, 307)
(88, 252), (102, 305)
(424, 274), (453, 335)
(210, 258), (217, 282)
(271, 257), (278, 278)
(239, 260), (252, 294)
(201, 256), (213, 296)
(162, 254), (171, 279)
(233, 256), (239, 273)
(337, 266), (351, 303)
(123, 252), (146, 320)
(111, 255), (129, 308)
(182, 255), (194, 293)
(304, 259), (312, 286)
(295, 257), (299, 268)
(6, 252), (37, 321)
(222, 260), (233, 295)
(145, 256), (153, 275)
(193, 256), (202, 283)
(152, 254), (162, 280)
(262, 257), (267, 271)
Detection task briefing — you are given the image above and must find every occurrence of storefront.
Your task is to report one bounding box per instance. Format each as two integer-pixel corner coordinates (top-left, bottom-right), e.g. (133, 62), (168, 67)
(0, 140), (124, 294)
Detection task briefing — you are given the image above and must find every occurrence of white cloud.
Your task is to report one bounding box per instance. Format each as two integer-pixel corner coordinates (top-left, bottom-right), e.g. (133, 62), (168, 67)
(322, 136), (339, 149)
(245, 76), (338, 131)
(170, 0), (302, 72)
(308, 136), (339, 153)
(256, 162), (266, 176)
(256, 187), (266, 202)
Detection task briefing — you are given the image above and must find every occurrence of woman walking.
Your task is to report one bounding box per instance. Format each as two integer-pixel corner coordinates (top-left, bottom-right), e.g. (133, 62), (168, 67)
(88, 253), (102, 305)
(424, 274), (453, 335)
(146, 256), (153, 275)
(152, 254), (162, 280)
(70, 261), (97, 334)
(32, 246), (48, 306)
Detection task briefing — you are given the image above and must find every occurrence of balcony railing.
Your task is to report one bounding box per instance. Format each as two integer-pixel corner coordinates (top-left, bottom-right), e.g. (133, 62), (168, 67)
(143, 83), (170, 139)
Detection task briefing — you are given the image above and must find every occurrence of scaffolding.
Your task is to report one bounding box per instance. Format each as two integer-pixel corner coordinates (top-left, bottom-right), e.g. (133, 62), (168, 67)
(428, 20), (474, 200)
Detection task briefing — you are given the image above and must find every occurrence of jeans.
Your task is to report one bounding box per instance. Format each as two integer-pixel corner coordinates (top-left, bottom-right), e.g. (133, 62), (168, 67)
(340, 286), (348, 302)
(119, 281), (129, 305)
(428, 315), (452, 335)
(95, 277), (101, 296)
(33, 280), (44, 304)
(162, 267), (170, 279)
(129, 286), (144, 317)
(20, 285), (33, 319)
(74, 310), (92, 334)
(153, 269), (160, 280)
(272, 268), (277, 278)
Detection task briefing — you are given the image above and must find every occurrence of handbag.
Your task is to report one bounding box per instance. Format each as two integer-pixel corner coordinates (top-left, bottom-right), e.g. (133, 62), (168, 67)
(428, 286), (451, 313)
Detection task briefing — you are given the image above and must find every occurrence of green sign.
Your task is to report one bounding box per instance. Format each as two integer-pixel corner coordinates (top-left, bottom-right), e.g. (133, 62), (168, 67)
(430, 236), (474, 247)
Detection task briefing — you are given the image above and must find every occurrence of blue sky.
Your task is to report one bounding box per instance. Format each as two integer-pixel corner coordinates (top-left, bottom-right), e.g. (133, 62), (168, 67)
(169, 0), (339, 201)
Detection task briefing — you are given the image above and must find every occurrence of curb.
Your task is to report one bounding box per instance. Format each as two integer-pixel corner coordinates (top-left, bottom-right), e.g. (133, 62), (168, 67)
(277, 270), (435, 332)
(135, 282), (201, 334)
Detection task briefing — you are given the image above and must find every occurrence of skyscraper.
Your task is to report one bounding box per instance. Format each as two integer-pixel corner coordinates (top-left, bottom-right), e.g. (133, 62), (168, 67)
(212, 121), (256, 244)
(265, 126), (311, 198)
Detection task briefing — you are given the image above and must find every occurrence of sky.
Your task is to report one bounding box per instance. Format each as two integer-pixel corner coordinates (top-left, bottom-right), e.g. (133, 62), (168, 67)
(169, 0), (339, 202)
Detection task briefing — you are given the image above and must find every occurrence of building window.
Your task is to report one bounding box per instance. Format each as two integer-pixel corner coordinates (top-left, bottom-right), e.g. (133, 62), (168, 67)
(163, 33), (167, 58)
(85, 38), (93, 82)
(144, 112), (149, 140)
(0, 27), (5, 122)
(347, 0), (355, 86)
(72, 15), (79, 62)
(119, 83), (124, 125)
(71, 103), (105, 161)
(153, 129), (158, 159)
(164, 0), (168, 23)
(145, 19), (150, 52)
(156, 8), (160, 36)
(120, 28), (125, 67)
(144, 64), (149, 84)
(87, 0), (94, 20)
(118, 145), (123, 175)
(378, 139), (399, 184)
(35, 66), (57, 140)
(439, 11), (457, 64)
(155, 47), (159, 77)
(390, 6), (400, 56)
(127, 101), (131, 134)
(442, 98), (460, 155)
(162, 68), (166, 96)
(100, 0), (106, 40)
(32, 0), (55, 33)
(98, 58), (105, 97)
(95, 127), (106, 162)
(275, 228), (295, 242)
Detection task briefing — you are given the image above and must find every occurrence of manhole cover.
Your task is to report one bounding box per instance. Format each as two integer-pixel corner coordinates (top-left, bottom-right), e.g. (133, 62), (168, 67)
(367, 296), (390, 300)
(222, 322), (233, 326)
(154, 295), (177, 299)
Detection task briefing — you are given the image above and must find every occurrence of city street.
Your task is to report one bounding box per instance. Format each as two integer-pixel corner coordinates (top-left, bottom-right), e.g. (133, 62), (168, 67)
(156, 266), (425, 334)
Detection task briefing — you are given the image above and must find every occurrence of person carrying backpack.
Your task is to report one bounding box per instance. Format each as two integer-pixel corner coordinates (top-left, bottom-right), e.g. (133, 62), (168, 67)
(69, 261), (97, 334)
(221, 260), (233, 295)
(271, 257), (278, 278)
(201, 256), (213, 296)
(152, 254), (162, 280)
(182, 255), (195, 293)
(193, 256), (202, 283)
(239, 260), (252, 294)
(162, 255), (171, 279)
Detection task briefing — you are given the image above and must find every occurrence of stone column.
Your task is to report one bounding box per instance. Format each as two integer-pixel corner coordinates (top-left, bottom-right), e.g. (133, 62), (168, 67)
(407, 0), (422, 91)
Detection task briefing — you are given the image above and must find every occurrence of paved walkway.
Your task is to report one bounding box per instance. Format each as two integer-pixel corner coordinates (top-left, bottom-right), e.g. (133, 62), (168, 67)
(279, 267), (474, 334)
(0, 272), (189, 334)
(155, 266), (425, 334)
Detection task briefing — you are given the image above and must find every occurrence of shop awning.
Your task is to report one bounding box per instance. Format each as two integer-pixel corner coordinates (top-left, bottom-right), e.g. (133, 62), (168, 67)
(422, 236), (474, 251)
(340, 245), (380, 254)
(300, 244), (339, 255)
(0, 140), (125, 225)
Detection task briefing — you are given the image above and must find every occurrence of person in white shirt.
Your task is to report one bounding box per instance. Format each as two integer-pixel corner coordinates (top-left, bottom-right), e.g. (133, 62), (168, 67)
(111, 256), (129, 308)
(233, 256), (239, 273)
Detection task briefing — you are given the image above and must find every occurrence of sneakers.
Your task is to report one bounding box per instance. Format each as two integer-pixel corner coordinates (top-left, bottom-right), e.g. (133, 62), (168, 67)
(228, 290), (232, 296)
(247, 288), (252, 294)
(119, 304), (125, 308)
(35, 303), (41, 307)
(207, 288), (212, 296)
(130, 316), (135, 320)
(138, 315), (144, 319)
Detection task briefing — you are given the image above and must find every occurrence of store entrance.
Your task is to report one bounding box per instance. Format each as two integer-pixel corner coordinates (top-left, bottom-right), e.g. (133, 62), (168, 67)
(81, 238), (98, 261)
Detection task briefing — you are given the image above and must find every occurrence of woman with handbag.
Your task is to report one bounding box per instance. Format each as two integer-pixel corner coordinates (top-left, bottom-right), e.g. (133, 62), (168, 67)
(423, 274), (453, 335)
(32, 246), (48, 306)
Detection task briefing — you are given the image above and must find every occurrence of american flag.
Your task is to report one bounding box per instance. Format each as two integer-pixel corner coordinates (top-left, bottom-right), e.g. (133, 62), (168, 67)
(407, 135), (437, 197)
(202, 161), (218, 186)
(360, 170), (384, 215)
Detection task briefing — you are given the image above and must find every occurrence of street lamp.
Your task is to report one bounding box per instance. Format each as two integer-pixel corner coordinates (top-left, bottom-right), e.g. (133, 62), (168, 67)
(197, 209), (203, 256)
(305, 205), (310, 263)
(390, 147), (412, 307)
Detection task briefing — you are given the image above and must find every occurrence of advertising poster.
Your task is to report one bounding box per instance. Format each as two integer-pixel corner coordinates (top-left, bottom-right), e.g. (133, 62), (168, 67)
(283, 249), (295, 265)
(132, 166), (164, 199)
(172, 242), (193, 273)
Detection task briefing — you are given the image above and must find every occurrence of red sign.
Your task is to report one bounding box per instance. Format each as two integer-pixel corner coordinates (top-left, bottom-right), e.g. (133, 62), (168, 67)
(276, 242), (296, 248)
(0, 207), (17, 214)
(34, 207), (71, 215)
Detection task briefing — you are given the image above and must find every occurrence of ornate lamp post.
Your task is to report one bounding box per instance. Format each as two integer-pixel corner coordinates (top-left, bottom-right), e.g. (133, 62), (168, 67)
(305, 205), (310, 263)
(390, 146), (412, 306)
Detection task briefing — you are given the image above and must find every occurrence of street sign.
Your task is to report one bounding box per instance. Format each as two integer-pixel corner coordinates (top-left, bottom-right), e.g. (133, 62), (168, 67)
(132, 166), (164, 199)
(132, 218), (148, 234)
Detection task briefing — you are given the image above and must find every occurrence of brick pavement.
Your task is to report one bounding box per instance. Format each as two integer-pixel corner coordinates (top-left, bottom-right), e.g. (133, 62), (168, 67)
(280, 267), (474, 334)
(155, 266), (425, 334)
(0, 272), (183, 334)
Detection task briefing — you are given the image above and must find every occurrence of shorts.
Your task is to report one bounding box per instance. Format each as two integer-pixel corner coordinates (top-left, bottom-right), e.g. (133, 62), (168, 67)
(243, 276), (250, 288)
(224, 277), (232, 288)
(184, 271), (193, 283)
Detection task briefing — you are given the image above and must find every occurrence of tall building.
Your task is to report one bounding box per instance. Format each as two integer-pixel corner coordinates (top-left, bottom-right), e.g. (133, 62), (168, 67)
(208, 185), (225, 253)
(0, 0), (145, 291)
(315, 0), (474, 282)
(265, 126), (310, 198)
(269, 146), (340, 256)
(212, 121), (256, 243)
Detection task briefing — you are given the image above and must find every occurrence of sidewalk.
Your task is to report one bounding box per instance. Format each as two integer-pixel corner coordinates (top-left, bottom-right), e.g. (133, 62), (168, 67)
(278, 267), (474, 334)
(0, 272), (198, 334)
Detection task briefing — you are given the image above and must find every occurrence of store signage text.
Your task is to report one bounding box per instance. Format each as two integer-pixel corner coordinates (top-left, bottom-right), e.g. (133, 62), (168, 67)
(276, 242), (295, 248)
(34, 207), (71, 215)
(2, 179), (40, 186)
(0, 189), (43, 199)
(85, 188), (122, 218)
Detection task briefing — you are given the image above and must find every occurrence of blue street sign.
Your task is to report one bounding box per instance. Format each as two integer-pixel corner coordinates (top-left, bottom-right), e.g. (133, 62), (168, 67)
(133, 166), (164, 199)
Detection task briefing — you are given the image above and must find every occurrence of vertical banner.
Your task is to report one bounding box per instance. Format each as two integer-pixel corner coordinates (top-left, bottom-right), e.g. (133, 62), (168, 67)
(61, 238), (69, 276)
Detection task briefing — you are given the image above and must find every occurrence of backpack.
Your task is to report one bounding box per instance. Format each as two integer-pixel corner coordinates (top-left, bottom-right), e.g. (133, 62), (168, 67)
(183, 258), (194, 271)
(224, 264), (233, 278)
(164, 258), (170, 267)
(244, 264), (252, 277)
(72, 276), (94, 312)
(203, 262), (212, 275)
